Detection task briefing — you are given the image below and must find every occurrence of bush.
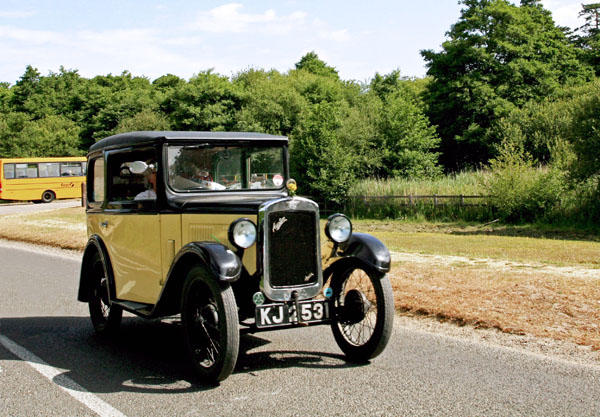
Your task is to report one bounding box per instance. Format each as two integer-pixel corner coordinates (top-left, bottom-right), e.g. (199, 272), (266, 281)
(485, 142), (566, 223)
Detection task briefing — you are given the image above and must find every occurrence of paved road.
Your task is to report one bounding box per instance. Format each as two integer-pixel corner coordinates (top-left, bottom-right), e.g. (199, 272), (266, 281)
(0, 200), (82, 215)
(1, 240), (599, 416)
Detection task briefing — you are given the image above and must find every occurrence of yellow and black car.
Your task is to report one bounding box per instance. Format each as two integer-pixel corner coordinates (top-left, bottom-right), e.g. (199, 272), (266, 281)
(77, 131), (394, 382)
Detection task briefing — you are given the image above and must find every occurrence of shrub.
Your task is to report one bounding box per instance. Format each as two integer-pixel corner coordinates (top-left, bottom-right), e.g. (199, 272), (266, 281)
(485, 142), (566, 222)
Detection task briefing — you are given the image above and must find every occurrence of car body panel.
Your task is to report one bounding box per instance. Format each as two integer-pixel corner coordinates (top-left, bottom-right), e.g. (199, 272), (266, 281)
(181, 213), (257, 275)
(88, 212), (162, 304)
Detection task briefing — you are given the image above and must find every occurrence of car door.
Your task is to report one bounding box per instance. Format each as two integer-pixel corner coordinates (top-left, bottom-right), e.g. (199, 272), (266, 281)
(92, 148), (163, 305)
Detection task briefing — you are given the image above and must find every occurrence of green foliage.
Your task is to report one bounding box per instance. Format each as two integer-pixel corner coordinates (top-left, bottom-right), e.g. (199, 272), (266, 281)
(422, 0), (593, 169)
(168, 70), (242, 131)
(567, 80), (600, 189)
(377, 89), (441, 178)
(115, 109), (170, 133)
(295, 52), (339, 79)
(492, 94), (576, 164)
(233, 69), (307, 135)
(291, 102), (359, 204)
(571, 3), (600, 74)
(0, 113), (82, 157)
(485, 142), (567, 222)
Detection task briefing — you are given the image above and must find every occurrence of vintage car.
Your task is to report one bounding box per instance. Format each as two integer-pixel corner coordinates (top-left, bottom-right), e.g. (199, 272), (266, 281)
(77, 131), (394, 382)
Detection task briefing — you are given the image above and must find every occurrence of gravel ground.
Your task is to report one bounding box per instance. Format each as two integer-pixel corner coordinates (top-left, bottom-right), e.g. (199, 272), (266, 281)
(397, 314), (600, 367)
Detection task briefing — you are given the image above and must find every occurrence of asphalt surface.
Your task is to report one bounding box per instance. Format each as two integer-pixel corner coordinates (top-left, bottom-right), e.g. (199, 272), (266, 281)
(1, 240), (599, 416)
(0, 200), (82, 215)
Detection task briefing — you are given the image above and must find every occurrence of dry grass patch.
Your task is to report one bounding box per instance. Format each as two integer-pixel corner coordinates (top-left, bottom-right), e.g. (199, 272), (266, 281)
(389, 262), (600, 350)
(0, 207), (87, 250)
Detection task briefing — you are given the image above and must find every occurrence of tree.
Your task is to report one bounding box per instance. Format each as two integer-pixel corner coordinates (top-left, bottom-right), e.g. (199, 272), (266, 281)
(567, 79), (600, 189)
(9, 66), (42, 113)
(378, 90), (441, 178)
(295, 52), (339, 79)
(0, 114), (82, 157)
(421, 0), (592, 170)
(291, 102), (359, 204)
(368, 71), (441, 178)
(168, 70), (242, 131)
(572, 3), (600, 74)
(115, 109), (170, 133)
(233, 69), (307, 135)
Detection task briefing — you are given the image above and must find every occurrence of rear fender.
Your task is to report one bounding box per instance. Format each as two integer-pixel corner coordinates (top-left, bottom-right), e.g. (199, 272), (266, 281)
(78, 235), (115, 302)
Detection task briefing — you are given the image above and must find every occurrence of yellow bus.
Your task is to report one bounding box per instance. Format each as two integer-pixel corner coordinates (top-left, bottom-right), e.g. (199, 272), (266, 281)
(0, 156), (87, 203)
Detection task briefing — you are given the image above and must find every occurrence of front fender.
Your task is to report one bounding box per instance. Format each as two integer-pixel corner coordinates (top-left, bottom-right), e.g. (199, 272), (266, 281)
(171, 242), (242, 282)
(336, 232), (391, 274)
(151, 242), (242, 318)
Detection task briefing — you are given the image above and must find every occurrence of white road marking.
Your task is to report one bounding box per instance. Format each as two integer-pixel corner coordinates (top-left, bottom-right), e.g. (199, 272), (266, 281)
(0, 335), (127, 417)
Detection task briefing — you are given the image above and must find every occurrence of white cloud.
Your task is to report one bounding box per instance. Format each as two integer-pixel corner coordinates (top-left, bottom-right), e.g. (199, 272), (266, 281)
(0, 10), (35, 19)
(192, 3), (306, 34)
(320, 29), (349, 42)
(0, 26), (64, 45)
(542, 0), (583, 29)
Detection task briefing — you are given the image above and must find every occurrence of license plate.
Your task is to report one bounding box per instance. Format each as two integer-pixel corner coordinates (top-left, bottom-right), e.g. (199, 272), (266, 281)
(256, 300), (331, 328)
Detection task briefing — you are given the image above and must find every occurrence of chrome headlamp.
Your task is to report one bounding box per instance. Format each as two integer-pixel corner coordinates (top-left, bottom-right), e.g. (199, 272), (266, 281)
(325, 214), (352, 243)
(229, 218), (257, 249)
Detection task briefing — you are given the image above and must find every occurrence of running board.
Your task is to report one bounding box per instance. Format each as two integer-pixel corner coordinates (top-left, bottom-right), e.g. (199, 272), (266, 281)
(113, 300), (154, 317)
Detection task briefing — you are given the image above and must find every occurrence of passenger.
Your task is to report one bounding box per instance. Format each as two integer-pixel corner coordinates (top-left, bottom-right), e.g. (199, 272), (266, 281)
(134, 165), (157, 200)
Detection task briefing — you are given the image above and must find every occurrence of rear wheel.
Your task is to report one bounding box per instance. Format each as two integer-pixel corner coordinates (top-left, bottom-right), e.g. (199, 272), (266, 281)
(330, 261), (394, 361)
(41, 190), (55, 203)
(88, 252), (122, 334)
(181, 265), (239, 383)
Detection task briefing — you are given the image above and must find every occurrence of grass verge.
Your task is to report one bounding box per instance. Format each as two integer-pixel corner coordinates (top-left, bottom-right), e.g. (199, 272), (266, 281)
(0, 206), (87, 250)
(1, 207), (599, 351)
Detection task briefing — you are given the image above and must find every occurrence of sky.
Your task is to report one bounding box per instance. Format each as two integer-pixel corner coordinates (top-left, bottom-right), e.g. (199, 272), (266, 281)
(0, 0), (587, 85)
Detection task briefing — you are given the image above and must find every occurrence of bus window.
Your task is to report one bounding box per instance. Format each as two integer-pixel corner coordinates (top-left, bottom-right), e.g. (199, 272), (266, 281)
(39, 163), (60, 178)
(16, 163), (38, 178)
(4, 164), (15, 179)
(61, 162), (83, 176)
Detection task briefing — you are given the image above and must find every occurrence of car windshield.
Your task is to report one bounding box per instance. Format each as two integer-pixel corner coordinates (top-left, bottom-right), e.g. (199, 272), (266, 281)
(167, 145), (286, 192)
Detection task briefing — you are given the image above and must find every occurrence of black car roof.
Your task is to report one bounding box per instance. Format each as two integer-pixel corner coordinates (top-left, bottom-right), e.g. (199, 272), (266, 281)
(89, 131), (289, 153)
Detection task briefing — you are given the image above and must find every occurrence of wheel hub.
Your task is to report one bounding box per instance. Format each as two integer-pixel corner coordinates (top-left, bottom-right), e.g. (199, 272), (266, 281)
(341, 289), (371, 324)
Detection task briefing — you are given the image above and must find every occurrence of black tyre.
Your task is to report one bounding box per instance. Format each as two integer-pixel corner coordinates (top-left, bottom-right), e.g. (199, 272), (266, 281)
(330, 261), (394, 361)
(41, 190), (55, 203)
(88, 252), (122, 334)
(181, 265), (239, 383)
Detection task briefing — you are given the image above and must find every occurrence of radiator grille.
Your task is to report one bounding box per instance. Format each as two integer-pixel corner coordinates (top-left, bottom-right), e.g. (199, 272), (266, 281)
(266, 211), (318, 288)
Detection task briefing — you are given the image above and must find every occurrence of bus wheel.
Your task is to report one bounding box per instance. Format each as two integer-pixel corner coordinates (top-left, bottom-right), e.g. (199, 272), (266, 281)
(41, 190), (55, 203)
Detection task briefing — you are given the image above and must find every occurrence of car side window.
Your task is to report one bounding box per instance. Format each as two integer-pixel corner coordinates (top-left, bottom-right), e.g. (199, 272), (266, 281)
(107, 148), (157, 207)
(88, 157), (105, 204)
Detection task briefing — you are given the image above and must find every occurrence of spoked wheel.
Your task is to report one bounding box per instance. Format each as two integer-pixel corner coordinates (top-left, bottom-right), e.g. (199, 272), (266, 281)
(181, 265), (239, 383)
(330, 261), (394, 361)
(88, 252), (122, 334)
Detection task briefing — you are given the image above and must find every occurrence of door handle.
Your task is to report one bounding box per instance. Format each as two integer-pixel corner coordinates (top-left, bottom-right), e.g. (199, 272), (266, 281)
(100, 220), (108, 228)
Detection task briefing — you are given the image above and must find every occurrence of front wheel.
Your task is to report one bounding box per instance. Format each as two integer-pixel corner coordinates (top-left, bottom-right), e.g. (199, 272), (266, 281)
(330, 262), (394, 361)
(181, 265), (239, 383)
(88, 252), (122, 334)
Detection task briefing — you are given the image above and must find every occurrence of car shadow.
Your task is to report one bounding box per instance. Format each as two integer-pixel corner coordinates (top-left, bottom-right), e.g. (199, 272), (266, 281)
(0, 316), (363, 394)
